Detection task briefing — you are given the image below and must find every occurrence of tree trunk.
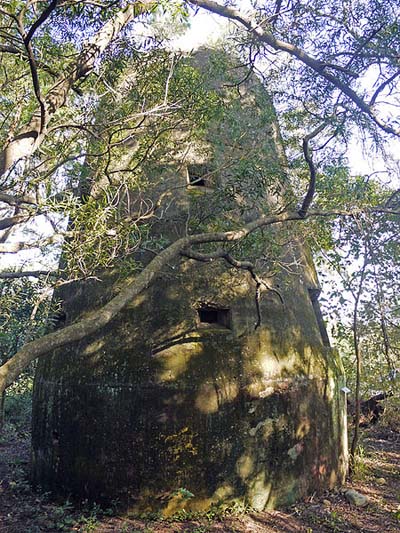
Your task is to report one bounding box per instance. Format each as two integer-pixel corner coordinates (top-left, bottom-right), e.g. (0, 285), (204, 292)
(350, 337), (362, 472)
(349, 253), (369, 474)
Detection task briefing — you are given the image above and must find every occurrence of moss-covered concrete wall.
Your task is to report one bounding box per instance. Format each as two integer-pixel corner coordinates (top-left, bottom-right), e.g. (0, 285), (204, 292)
(32, 47), (347, 513)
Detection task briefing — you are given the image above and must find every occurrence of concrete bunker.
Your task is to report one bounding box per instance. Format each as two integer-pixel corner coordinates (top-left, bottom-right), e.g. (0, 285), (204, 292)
(31, 48), (348, 514)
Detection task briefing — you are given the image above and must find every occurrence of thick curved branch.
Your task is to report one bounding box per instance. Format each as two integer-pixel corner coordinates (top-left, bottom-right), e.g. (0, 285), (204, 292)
(190, 0), (400, 136)
(298, 123), (328, 217)
(0, 209), (299, 393)
(20, 31), (47, 133)
(0, 200), (398, 393)
(15, 1), (60, 133)
(24, 0), (59, 45)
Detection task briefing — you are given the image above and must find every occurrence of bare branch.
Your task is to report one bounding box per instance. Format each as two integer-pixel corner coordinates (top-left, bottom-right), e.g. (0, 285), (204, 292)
(299, 122), (329, 217)
(370, 70), (400, 107)
(0, 214), (30, 231)
(269, 0), (283, 28)
(0, 270), (55, 279)
(0, 192), (37, 206)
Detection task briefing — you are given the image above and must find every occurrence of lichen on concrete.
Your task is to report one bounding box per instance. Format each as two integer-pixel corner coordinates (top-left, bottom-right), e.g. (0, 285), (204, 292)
(31, 47), (347, 513)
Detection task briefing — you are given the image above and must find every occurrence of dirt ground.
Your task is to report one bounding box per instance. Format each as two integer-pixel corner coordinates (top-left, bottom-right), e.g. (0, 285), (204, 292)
(0, 425), (399, 532)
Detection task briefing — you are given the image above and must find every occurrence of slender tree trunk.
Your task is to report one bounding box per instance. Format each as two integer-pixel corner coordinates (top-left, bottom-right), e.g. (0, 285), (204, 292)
(0, 390), (5, 432)
(375, 275), (394, 371)
(349, 254), (369, 474)
(350, 336), (362, 472)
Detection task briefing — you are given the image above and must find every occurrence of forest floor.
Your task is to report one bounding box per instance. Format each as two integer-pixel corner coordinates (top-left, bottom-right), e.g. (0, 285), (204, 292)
(0, 423), (399, 533)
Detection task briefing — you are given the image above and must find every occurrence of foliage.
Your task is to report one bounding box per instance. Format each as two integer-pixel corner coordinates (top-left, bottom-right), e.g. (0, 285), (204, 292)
(350, 444), (374, 481)
(0, 278), (51, 366)
(380, 393), (400, 431)
(3, 376), (33, 430)
(316, 206), (400, 394)
(0, 277), (53, 429)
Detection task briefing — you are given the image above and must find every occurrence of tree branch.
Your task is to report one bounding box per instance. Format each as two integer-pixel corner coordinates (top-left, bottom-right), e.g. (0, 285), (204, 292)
(298, 122), (328, 217)
(189, 0), (400, 136)
(0, 192), (37, 206)
(20, 29), (47, 134)
(0, 0), (157, 178)
(24, 0), (59, 45)
(0, 214), (30, 231)
(181, 247), (284, 328)
(0, 208), (299, 392)
(0, 44), (23, 54)
(5, 205), (379, 393)
(270, 0), (283, 28)
(369, 70), (400, 107)
(0, 270), (55, 279)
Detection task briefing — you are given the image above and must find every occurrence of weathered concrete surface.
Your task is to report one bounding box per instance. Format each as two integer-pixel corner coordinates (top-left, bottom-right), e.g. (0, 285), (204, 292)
(32, 48), (347, 513)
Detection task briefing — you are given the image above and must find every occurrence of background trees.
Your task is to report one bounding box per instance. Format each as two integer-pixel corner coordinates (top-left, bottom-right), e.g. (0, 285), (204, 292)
(0, 0), (399, 450)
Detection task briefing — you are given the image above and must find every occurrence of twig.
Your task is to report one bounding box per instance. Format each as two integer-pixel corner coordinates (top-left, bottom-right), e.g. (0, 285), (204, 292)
(180, 247), (283, 329)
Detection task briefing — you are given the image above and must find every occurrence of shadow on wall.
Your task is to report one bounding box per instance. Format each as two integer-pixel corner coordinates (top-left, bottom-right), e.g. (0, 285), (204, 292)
(32, 266), (347, 513)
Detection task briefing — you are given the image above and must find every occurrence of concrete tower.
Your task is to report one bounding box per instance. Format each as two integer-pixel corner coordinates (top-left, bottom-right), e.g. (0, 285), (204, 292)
(32, 48), (347, 513)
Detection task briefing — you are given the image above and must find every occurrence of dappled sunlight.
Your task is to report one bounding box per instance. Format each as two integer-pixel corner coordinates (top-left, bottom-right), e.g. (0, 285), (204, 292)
(81, 338), (105, 355)
(212, 482), (235, 501)
(194, 382), (219, 413)
(259, 351), (288, 378)
(31, 46), (347, 509)
(155, 340), (203, 382)
(296, 417), (311, 439)
(195, 379), (239, 414)
(329, 469), (338, 486)
(248, 472), (272, 511)
(236, 453), (254, 480)
(126, 292), (146, 308)
(159, 492), (190, 518)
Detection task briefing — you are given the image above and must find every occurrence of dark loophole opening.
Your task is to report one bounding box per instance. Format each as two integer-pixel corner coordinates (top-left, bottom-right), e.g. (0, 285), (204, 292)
(188, 164), (212, 187)
(197, 306), (231, 329)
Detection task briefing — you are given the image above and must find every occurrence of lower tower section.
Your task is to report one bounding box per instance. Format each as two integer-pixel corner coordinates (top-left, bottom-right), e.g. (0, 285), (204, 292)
(32, 260), (347, 512)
